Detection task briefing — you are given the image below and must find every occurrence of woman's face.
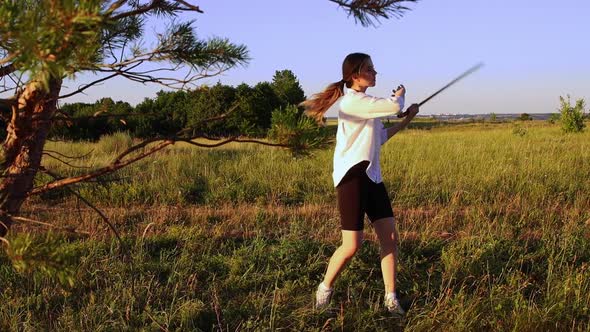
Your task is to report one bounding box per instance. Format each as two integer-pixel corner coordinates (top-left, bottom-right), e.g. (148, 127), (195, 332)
(353, 58), (377, 88)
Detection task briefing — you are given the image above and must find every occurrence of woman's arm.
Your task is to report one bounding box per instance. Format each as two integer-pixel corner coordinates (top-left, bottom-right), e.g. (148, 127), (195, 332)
(383, 103), (419, 141)
(340, 93), (405, 120)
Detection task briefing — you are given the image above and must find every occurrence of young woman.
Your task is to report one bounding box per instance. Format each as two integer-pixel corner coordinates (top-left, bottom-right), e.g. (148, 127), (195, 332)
(301, 52), (419, 315)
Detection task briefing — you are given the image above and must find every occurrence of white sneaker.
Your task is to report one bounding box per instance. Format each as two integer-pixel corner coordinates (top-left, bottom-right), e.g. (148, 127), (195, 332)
(315, 282), (333, 309)
(384, 293), (405, 315)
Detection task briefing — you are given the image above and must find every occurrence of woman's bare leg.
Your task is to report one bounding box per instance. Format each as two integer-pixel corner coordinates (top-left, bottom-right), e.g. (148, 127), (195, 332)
(372, 217), (399, 293)
(322, 230), (363, 288)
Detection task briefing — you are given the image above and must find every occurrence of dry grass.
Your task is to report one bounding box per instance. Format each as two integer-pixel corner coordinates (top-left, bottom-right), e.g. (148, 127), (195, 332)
(2, 121), (590, 330)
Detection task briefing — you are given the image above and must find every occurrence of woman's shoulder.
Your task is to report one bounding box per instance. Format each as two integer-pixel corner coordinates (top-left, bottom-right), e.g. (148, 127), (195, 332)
(340, 89), (362, 103)
(340, 90), (383, 108)
(343, 89), (384, 101)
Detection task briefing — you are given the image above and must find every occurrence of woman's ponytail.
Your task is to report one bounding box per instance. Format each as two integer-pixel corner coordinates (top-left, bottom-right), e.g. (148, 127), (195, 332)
(300, 52), (370, 125)
(300, 80), (346, 125)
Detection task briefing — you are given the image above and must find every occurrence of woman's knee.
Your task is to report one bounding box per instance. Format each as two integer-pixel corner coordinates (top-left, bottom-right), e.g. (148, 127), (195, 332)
(340, 242), (361, 258)
(379, 236), (398, 254)
(340, 230), (363, 258)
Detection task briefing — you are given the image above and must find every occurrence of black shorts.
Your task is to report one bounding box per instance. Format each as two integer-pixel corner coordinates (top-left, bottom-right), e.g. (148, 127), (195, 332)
(336, 161), (394, 231)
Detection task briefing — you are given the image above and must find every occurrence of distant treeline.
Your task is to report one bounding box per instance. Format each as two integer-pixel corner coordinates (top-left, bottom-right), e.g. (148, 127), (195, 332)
(48, 70), (306, 140)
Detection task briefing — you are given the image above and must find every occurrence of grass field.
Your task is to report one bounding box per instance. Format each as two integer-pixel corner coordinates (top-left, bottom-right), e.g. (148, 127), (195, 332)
(2, 120), (590, 331)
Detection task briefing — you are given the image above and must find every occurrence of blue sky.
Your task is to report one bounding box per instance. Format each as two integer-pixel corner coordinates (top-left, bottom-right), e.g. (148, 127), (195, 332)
(64, 0), (590, 115)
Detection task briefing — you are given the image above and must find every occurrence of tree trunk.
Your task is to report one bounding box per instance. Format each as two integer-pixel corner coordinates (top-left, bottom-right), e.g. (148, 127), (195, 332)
(0, 77), (62, 236)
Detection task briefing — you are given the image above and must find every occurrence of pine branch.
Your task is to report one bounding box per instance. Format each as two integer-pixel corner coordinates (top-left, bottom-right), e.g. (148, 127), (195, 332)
(0, 63), (16, 78)
(104, 0), (129, 16)
(58, 61), (143, 99)
(42, 153), (93, 169)
(51, 112), (152, 122)
(41, 168), (122, 244)
(109, 1), (161, 20)
(42, 149), (94, 160)
(109, 0), (203, 21)
(10, 215), (90, 236)
(329, 0), (417, 26)
(58, 72), (120, 100)
(30, 135), (288, 196)
(0, 52), (18, 66)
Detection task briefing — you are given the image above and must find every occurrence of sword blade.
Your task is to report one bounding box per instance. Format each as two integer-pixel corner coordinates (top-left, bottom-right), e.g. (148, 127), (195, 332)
(418, 62), (484, 107)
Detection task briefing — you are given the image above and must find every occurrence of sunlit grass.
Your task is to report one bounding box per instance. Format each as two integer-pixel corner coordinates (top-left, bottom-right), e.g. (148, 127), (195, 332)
(2, 121), (589, 330)
(38, 121), (590, 210)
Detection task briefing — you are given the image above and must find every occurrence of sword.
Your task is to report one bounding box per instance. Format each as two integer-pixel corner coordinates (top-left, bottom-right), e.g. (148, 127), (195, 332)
(396, 62), (484, 117)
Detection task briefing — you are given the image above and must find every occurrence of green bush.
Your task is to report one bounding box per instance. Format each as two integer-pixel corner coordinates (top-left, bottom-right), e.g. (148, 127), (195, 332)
(512, 124), (527, 136)
(559, 95), (586, 133)
(548, 113), (560, 124)
(268, 104), (330, 154)
(518, 113), (532, 121)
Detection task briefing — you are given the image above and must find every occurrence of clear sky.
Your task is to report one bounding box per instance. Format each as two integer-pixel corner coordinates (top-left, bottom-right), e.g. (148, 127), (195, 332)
(64, 0), (590, 115)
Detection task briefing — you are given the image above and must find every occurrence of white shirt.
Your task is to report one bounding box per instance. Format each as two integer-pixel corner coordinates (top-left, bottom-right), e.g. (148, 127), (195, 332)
(331, 89), (405, 187)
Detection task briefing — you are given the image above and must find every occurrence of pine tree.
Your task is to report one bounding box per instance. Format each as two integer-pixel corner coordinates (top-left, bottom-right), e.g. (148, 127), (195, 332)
(0, 0), (416, 236)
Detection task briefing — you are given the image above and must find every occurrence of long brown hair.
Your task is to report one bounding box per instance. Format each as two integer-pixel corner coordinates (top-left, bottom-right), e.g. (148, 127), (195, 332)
(300, 53), (371, 124)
